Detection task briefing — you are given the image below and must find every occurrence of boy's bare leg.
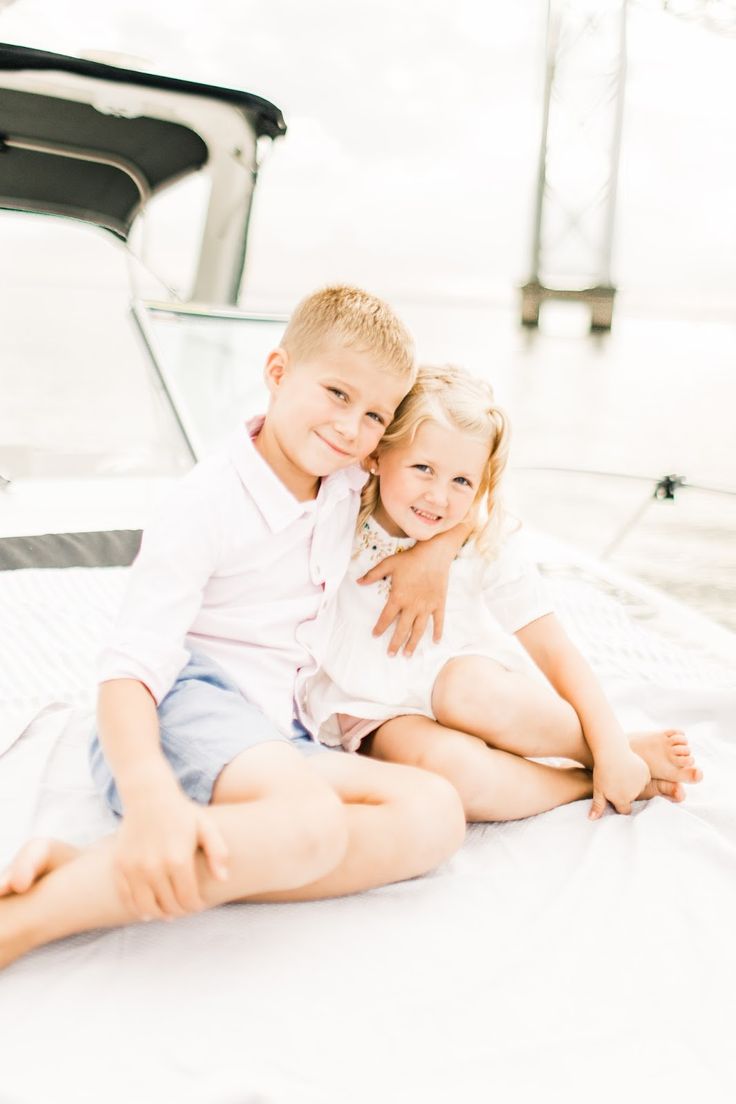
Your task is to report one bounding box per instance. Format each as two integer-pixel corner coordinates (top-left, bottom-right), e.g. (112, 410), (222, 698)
(0, 743), (348, 968)
(0, 745), (465, 967)
(370, 716), (684, 823)
(250, 752), (466, 902)
(431, 655), (702, 784)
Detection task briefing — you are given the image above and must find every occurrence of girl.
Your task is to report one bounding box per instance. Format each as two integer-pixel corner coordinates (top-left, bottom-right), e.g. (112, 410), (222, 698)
(299, 365), (702, 822)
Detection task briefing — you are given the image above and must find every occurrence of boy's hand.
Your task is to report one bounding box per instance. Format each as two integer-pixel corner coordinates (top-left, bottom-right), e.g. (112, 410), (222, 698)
(114, 792), (229, 921)
(359, 540), (453, 656)
(589, 747), (651, 820)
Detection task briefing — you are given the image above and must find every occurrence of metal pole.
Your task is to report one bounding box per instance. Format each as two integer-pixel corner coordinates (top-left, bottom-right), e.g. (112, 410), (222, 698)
(528, 0), (558, 281)
(600, 1), (628, 286)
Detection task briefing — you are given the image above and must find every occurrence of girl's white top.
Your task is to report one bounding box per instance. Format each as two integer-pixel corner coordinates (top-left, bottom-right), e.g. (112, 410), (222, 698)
(298, 515), (554, 750)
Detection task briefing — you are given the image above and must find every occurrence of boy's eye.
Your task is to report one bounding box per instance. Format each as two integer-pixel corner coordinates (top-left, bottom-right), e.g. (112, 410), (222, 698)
(412, 464), (432, 474)
(328, 387), (348, 402)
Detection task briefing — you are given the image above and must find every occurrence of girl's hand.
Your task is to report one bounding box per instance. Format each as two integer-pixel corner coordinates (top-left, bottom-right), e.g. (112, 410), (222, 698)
(589, 748), (651, 819)
(358, 541), (452, 656)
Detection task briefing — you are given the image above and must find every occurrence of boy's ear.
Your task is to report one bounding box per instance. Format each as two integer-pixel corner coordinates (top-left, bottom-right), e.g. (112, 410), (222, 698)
(263, 347), (289, 393)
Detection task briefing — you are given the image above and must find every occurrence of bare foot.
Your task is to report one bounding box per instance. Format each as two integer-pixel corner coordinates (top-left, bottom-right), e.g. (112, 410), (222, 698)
(0, 838), (79, 897)
(0, 840), (81, 970)
(629, 730), (702, 786)
(638, 777), (685, 803)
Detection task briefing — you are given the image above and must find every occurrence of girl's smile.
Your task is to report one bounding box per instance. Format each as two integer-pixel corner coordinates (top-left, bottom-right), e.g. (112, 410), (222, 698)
(410, 506), (442, 524)
(372, 420), (490, 540)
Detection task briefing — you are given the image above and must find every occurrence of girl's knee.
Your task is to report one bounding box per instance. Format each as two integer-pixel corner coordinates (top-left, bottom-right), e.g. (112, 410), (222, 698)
(414, 742), (493, 822)
(398, 767), (466, 863)
(432, 657), (514, 733)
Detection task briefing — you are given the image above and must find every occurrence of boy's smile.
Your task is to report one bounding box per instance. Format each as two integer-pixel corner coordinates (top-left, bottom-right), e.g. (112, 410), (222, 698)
(312, 426), (360, 459)
(255, 343), (409, 500)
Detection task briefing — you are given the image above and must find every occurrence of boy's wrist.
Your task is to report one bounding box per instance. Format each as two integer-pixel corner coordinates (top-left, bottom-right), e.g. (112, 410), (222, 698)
(115, 759), (181, 805)
(426, 520), (470, 560)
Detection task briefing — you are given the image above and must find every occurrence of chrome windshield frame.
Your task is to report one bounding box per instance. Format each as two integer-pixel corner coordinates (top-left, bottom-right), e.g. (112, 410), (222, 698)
(131, 299), (288, 461)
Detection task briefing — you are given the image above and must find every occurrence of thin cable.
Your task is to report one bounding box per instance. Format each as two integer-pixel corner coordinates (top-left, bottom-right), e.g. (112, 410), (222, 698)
(630, 0), (736, 37)
(513, 466), (736, 498)
(599, 492), (655, 558)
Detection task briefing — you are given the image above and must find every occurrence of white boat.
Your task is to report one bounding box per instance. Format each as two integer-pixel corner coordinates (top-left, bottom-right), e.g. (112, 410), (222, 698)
(1, 43), (735, 1104)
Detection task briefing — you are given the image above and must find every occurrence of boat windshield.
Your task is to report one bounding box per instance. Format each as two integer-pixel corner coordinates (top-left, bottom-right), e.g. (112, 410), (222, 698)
(0, 213), (192, 480)
(137, 304), (285, 458)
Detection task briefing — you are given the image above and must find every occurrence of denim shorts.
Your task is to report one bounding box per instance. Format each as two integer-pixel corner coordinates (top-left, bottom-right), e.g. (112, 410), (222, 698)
(89, 650), (328, 816)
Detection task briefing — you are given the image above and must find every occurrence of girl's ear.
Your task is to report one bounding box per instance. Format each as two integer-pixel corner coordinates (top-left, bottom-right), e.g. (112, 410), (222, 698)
(263, 347), (289, 394)
(361, 451), (380, 476)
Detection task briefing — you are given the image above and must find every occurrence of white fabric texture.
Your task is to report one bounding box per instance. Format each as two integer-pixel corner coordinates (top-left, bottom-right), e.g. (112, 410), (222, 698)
(1, 542), (735, 1104)
(297, 517), (554, 748)
(0, 566), (127, 754)
(98, 417), (365, 735)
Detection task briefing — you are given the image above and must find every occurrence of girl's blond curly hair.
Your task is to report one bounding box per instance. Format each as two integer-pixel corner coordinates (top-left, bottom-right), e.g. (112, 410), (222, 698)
(358, 364), (511, 558)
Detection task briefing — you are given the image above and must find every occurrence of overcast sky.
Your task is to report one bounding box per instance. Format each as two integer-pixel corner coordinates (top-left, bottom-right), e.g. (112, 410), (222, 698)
(1, 0), (735, 316)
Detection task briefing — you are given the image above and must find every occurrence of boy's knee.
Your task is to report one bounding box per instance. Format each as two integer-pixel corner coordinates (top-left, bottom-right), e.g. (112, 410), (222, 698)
(284, 783), (349, 884)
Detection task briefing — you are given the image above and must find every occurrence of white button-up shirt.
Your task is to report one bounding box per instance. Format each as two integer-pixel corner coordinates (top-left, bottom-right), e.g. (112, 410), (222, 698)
(98, 417), (367, 737)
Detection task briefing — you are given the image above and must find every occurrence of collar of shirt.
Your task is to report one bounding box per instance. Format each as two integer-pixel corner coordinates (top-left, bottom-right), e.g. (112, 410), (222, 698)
(226, 416), (367, 533)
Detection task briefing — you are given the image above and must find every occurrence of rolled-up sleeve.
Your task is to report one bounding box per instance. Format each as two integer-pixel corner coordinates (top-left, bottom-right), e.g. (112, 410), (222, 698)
(481, 535), (553, 634)
(98, 471), (222, 703)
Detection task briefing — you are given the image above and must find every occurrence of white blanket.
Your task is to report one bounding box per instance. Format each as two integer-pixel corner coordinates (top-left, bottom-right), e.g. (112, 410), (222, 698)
(1, 549), (735, 1104)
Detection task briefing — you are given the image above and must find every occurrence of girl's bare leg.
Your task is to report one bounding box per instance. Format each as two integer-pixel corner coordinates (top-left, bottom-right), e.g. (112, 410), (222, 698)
(0, 746), (465, 967)
(430, 655), (702, 784)
(371, 716), (592, 821)
(369, 715), (683, 823)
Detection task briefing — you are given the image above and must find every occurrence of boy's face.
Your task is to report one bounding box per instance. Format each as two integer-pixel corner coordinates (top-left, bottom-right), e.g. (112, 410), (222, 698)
(262, 342), (409, 485)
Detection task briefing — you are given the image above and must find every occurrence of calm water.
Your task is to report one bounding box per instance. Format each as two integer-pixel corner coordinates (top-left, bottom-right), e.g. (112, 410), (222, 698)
(400, 301), (736, 635)
(2, 220), (734, 635)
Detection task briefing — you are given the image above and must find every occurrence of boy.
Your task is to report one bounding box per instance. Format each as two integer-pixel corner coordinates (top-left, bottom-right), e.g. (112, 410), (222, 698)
(0, 286), (466, 965)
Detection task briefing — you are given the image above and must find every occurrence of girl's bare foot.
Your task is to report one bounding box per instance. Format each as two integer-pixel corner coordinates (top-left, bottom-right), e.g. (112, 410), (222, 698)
(0, 838), (79, 897)
(638, 777), (685, 803)
(629, 730), (702, 786)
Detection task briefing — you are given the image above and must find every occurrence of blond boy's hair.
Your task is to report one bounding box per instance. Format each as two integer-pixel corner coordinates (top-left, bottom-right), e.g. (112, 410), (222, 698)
(359, 364), (511, 557)
(282, 285), (415, 381)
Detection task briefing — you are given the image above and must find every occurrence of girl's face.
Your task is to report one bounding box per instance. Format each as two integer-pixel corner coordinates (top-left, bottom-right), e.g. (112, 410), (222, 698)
(373, 419), (490, 540)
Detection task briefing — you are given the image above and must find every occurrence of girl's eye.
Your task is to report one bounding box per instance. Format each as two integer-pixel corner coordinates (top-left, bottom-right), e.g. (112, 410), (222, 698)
(328, 388), (348, 402)
(412, 464), (432, 474)
(366, 412), (385, 425)
(454, 476), (472, 488)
